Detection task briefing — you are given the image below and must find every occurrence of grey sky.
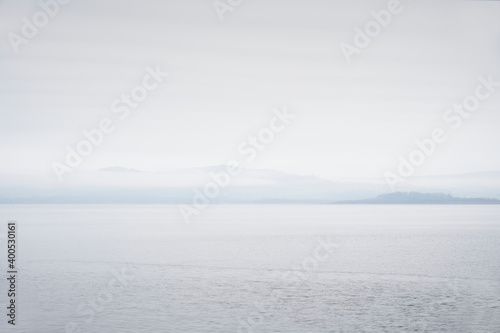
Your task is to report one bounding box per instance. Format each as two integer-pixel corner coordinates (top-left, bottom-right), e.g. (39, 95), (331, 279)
(1, 0), (500, 183)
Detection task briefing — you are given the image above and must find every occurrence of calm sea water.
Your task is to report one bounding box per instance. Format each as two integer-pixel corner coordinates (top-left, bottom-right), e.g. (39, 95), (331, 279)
(0, 205), (499, 332)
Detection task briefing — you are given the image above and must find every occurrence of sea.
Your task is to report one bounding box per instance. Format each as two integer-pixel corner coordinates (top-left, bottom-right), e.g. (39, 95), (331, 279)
(0, 204), (499, 332)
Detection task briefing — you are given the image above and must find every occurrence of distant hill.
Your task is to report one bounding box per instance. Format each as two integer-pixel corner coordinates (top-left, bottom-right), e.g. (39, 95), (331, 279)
(336, 192), (500, 204)
(1, 167), (499, 204)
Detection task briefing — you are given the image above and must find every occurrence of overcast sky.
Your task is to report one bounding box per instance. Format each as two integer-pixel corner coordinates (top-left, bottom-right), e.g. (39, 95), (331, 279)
(1, 0), (500, 183)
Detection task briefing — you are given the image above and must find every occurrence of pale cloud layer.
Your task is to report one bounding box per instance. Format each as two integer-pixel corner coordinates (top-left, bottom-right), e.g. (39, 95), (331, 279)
(1, 0), (500, 183)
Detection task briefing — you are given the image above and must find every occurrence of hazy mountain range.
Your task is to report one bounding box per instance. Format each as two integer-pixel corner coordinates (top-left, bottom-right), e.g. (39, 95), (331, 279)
(0, 167), (499, 204)
(336, 192), (500, 204)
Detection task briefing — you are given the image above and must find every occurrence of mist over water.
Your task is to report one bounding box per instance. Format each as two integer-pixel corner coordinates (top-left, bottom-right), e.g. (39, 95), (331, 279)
(1, 205), (499, 332)
(1, 0), (500, 332)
